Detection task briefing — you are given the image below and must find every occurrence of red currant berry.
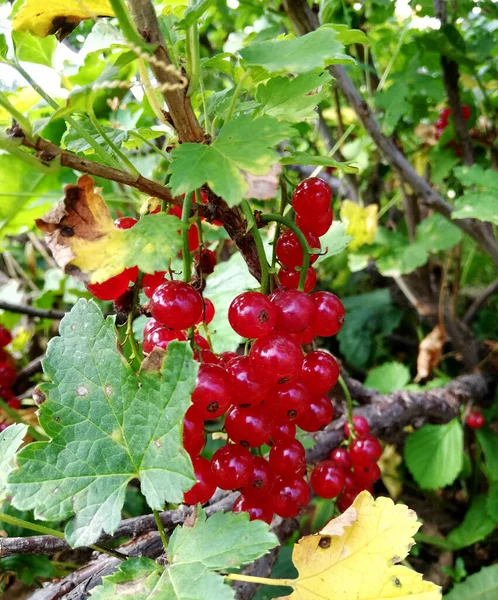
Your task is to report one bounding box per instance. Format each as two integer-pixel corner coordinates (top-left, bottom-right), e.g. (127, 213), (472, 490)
(192, 364), (232, 419)
(232, 494), (273, 524)
(269, 438), (306, 478)
(151, 281), (203, 330)
(467, 411), (485, 429)
(337, 488), (358, 512)
(7, 397), (21, 410)
(243, 456), (274, 498)
(228, 292), (276, 339)
(114, 216), (138, 230)
(87, 269), (136, 301)
(349, 436), (382, 468)
(270, 289), (315, 334)
(292, 177), (332, 216)
(272, 476), (310, 518)
(225, 405), (271, 448)
(184, 457), (216, 505)
(0, 386), (15, 402)
(143, 318), (162, 338)
(211, 444), (253, 490)
(301, 351), (339, 395)
(329, 447), (352, 471)
(268, 379), (310, 422)
(310, 292), (345, 337)
(440, 108), (451, 120)
(0, 326), (12, 348)
(344, 415), (370, 439)
(296, 208), (333, 238)
(270, 420), (296, 441)
(291, 325), (316, 346)
(0, 363), (16, 387)
(310, 461), (345, 499)
(354, 462), (381, 486)
(295, 394), (334, 432)
(142, 271), (166, 298)
(461, 105), (471, 120)
(435, 116), (448, 130)
(220, 351), (238, 363)
(278, 267), (317, 293)
(188, 224), (200, 252)
(226, 356), (269, 405)
(183, 405), (205, 456)
(249, 332), (303, 385)
(196, 248), (217, 275)
(143, 327), (186, 354)
(196, 298), (215, 325)
(276, 229), (320, 270)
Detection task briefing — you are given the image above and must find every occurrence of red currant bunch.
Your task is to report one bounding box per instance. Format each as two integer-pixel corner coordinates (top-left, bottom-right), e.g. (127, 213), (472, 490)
(434, 105), (471, 157)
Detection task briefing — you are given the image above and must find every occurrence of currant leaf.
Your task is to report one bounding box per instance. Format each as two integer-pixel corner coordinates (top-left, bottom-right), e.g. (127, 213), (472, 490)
(0, 423), (27, 502)
(7, 300), (197, 547)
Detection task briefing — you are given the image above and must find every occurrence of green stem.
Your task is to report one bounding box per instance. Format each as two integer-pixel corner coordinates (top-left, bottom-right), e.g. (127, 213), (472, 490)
(182, 192), (194, 282)
(128, 130), (172, 162)
(225, 71), (250, 122)
(241, 201), (270, 294)
(0, 512), (126, 560)
(225, 573), (294, 588)
(186, 0), (200, 97)
(338, 374), (354, 435)
(0, 398), (47, 442)
(109, 0), (152, 51)
(310, 123), (356, 178)
(0, 92), (32, 137)
(259, 213), (311, 291)
(199, 66), (210, 131)
(136, 60), (170, 127)
(153, 509), (169, 550)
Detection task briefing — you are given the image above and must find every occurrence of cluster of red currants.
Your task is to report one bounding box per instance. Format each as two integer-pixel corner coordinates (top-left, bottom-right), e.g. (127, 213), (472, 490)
(311, 415), (382, 512)
(0, 325), (20, 432)
(435, 105), (471, 157)
(466, 410), (486, 430)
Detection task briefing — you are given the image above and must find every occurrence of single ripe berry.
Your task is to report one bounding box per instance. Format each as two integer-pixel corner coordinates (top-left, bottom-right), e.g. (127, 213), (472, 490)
(7, 397), (21, 410)
(269, 438), (306, 478)
(114, 216), (138, 230)
(278, 267), (317, 293)
(196, 298), (215, 325)
(228, 292), (276, 339)
(291, 326), (316, 346)
(87, 269), (136, 301)
(310, 292), (345, 337)
(184, 457), (216, 505)
(249, 332), (303, 385)
(188, 224), (200, 252)
(461, 105), (471, 120)
(467, 411), (485, 429)
(354, 462), (381, 487)
(226, 356), (269, 405)
(292, 177), (332, 216)
(225, 405), (271, 447)
(243, 456), (274, 498)
(151, 281), (203, 330)
(192, 364), (232, 419)
(344, 415), (370, 439)
(183, 405), (205, 456)
(329, 447), (352, 471)
(221, 351), (238, 363)
(276, 229), (320, 270)
(270, 289), (315, 334)
(143, 327), (186, 354)
(296, 208), (333, 238)
(0, 326), (13, 348)
(301, 351), (339, 395)
(435, 116), (448, 130)
(349, 436), (382, 468)
(0, 386), (15, 402)
(232, 494), (273, 524)
(310, 461), (345, 499)
(194, 333), (210, 350)
(196, 248), (217, 275)
(211, 444), (253, 490)
(337, 488), (358, 513)
(0, 363), (16, 387)
(272, 476), (310, 518)
(440, 107), (451, 120)
(268, 379), (310, 422)
(270, 420), (296, 442)
(295, 394), (334, 432)
(142, 271), (166, 298)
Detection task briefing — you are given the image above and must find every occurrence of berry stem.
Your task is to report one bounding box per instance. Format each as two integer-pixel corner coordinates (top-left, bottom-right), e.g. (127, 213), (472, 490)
(225, 573), (295, 588)
(241, 201), (270, 295)
(337, 374), (354, 438)
(182, 192), (195, 283)
(152, 509), (169, 550)
(270, 178), (289, 285)
(0, 398), (47, 442)
(260, 213), (311, 291)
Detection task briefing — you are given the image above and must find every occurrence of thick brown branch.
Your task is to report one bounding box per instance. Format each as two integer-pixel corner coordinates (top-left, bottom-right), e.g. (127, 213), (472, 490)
(282, 0), (498, 268)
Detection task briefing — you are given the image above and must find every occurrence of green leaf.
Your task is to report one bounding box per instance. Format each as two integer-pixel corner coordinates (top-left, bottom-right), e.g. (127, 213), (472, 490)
(204, 252), (259, 353)
(375, 83), (410, 135)
(416, 214), (462, 252)
(12, 30), (56, 67)
(323, 24), (370, 45)
(280, 152), (359, 173)
(0, 424), (28, 502)
(476, 428), (498, 482)
(178, 0), (214, 28)
(445, 564), (498, 600)
(452, 165), (498, 225)
(254, 71), (332, 122)
(315, 221), (353, 264)
(0, 34), (8, 59)
(404, 419), (463, 490)
(89, 557), (234, 600)
(62, 117), (128, 155)
(486, 483), (498, 522)
(447, 495), (496, 549)
(240, 27), (354, 74)
(8, 300), (197, 547)
(364, 362), (411, 394)
(169, 116), (291, 206)
(169, 509), (278, 569)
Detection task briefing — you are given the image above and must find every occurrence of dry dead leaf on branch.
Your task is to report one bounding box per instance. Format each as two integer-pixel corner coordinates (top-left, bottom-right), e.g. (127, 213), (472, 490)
(274, 491), (440, 600)
(242, 162), (282, 200)
(415, 325), (447, 382)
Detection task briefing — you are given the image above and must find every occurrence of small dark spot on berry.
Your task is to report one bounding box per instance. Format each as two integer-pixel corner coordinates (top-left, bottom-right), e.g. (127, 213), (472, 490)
(207, 402), (219, 413)
(240, 440), (250, 448)
(278, 377), (289, 385)
(287, 409), (297, 419)
(240, 403), (251, 408)
(338, 315), (345, 326)
(258, 310), (270, 324)
(254, 479), (263, 488)
(318, 536), (331, 549)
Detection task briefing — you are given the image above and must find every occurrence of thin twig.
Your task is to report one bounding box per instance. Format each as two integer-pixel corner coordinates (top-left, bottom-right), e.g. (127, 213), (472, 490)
(463, 278), (498, 324)
(0, 300), (66, 319)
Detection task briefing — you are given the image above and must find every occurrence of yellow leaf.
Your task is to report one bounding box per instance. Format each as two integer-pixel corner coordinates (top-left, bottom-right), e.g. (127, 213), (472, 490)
(378, 444), (403, 500)
(276, 491), (441, 600)
(12, 0), (114, 39)
(35, 175), (184, 283)
(341, 200), (378, 251)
